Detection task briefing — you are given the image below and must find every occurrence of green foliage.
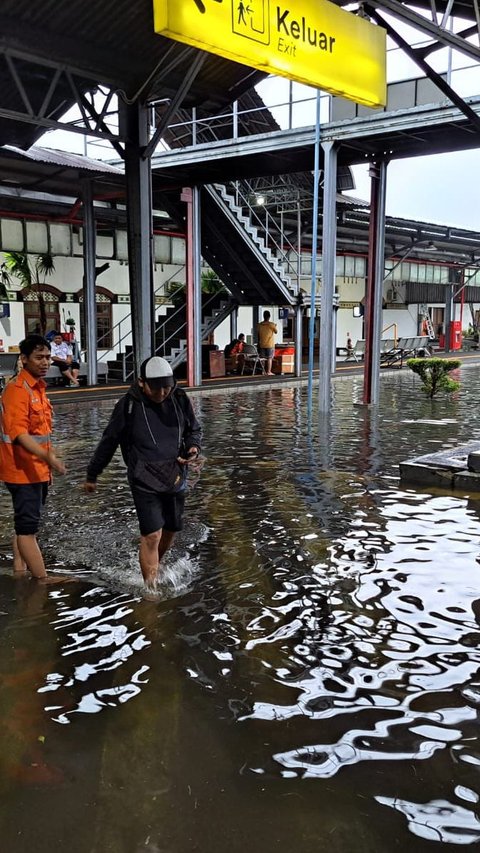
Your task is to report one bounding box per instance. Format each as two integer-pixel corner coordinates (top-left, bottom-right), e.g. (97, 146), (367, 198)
(201, 268), (224, 295)
(167, 270), (226, 306)
(3, 251), (54, 289)
(406, 357), (461, 398)
(2, 251), (55, 335)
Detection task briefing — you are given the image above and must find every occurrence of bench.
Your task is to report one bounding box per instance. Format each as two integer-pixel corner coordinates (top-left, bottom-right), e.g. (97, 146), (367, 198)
(0, 353), (20, 389)
(462, 338), (479, 351)
(345, 340), (365, 361)
(46, 361), (108, 385)
(344, 339), (395, 362)
(381, 336), (431, 368)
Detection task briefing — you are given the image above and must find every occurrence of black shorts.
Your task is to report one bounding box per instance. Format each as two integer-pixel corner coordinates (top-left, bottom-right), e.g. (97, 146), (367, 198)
(5, 481), (49, 536)
(131, 487), (185, 536)
(56, 360), (80, 373)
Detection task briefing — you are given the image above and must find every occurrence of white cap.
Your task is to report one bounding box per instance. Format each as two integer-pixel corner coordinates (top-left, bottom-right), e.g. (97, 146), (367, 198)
(140, 356), (174, 386)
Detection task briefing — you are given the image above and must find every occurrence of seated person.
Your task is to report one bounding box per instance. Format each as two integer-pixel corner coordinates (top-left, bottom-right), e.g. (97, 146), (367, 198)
(224, 333), (246, 373)
(50, 332), (80, 386)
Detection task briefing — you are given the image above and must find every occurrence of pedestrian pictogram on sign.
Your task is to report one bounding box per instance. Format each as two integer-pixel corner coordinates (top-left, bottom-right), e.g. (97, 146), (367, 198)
(233, 0), (269, 45)
(153, 0), (386, 108)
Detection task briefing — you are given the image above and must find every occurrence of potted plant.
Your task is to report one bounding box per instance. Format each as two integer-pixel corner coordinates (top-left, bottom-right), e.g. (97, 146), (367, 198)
(64, 316), (76, 341)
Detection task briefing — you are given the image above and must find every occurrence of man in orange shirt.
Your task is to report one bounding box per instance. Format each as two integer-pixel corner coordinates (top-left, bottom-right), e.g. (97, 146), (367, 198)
(0, 335), (66, 579)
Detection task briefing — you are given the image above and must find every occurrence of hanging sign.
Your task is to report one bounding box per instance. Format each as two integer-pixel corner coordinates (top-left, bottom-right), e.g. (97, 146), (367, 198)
(153, 0), (386, 107)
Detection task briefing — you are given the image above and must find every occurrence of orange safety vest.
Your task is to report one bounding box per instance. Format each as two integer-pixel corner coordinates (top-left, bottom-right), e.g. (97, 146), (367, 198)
(0, 369), (52, 484)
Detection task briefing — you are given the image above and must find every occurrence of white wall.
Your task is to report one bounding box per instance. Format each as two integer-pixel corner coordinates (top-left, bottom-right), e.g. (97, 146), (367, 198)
(214, 306), (283, 350)
(0, 303), (25, 351)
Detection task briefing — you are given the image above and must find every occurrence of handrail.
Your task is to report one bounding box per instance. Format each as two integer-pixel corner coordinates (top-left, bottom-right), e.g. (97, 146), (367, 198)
(154, 289), (228, 358)
(382, 322), (398, 347)
(82, 265), (186, 365)
(228, 181), (299, 282)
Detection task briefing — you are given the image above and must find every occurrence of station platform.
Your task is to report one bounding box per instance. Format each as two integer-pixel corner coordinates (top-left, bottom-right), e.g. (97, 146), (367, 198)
(45, 348), (480, 406)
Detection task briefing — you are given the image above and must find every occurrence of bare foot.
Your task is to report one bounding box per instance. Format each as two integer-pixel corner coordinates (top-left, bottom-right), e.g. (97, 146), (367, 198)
(37, 575), (77, 584)
(144, 575), (158, 593)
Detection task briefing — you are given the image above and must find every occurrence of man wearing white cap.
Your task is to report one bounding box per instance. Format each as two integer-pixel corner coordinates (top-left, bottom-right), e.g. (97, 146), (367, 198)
(84, 356), (202, 589)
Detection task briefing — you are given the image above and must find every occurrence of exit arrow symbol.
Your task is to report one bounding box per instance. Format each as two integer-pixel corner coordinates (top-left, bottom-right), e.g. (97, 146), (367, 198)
(193, 0), (223, 12)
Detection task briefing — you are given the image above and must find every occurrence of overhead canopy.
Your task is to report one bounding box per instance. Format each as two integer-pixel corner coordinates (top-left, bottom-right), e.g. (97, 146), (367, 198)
(0, 0), (266, 149)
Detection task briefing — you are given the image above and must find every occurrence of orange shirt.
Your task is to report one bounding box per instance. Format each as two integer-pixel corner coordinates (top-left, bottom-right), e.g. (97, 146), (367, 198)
(257, 320), (277, 349)
(0, 369), (52, 484)
(230, 341), (245, 356)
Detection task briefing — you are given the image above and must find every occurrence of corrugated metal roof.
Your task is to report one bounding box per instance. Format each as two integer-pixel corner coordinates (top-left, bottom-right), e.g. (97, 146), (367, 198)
(0, 144), (127, 200)
(5, 146), (124, 175)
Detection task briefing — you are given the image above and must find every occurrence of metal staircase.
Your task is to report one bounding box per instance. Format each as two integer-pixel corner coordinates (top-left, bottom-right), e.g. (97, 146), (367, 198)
(203, 184), (296, 306)
(161, 182), (298, 315)
(156, 290), (236, 369)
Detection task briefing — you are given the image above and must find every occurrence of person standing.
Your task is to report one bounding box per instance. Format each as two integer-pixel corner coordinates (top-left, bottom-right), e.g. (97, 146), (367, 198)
(0, 334), (66, 579)
(50, 332), (80, 386)
(257, 310), (277, 375)
(84, 356), (202, 590)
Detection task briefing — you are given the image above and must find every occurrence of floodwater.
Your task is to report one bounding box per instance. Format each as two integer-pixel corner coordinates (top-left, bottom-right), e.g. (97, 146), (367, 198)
(1, 367), (480, 851)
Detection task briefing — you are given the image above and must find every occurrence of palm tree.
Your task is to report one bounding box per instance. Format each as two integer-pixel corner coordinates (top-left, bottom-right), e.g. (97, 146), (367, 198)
(2, 252), (55, 335)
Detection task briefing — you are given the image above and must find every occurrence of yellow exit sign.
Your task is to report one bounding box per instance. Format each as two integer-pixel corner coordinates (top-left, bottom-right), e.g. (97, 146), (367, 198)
(153, 0), (386, 108)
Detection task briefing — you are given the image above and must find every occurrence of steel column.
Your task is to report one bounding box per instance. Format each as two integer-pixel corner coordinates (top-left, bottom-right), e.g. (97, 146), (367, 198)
(252, 306), (259, 344)
(295, 198), (303, 377)
(363, 161), (388, 406)
(307, 91), (321, 413)
(120, 101), (154, 375)
(230, 306), (238, 340)
(82, 180), (97, 386)
(295, 304), (303, 377)
(444, 279), (454, 353)
(181, 186), (202, 387)
(318, 141), (337, 413)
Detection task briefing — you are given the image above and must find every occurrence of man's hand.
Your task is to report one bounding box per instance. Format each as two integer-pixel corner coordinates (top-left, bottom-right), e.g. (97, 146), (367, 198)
(16, 434), (66, 473)
(46, 450), (66, 475)
(178, 447), (200, 464)
(83, 481), (97, 493)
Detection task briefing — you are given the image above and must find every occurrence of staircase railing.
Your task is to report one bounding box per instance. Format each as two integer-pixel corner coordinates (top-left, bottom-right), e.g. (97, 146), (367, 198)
(226, 181), (300, 283)
(154, 288), (230, 359)
(84, 265), (186, 368)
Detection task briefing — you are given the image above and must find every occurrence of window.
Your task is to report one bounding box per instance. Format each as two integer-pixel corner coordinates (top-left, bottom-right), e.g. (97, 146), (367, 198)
(79, 290), (113, 349)
(23, 288), (60, 336)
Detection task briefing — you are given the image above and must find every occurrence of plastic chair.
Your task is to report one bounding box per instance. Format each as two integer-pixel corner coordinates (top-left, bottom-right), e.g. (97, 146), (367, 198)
(240, 344), (267, 375)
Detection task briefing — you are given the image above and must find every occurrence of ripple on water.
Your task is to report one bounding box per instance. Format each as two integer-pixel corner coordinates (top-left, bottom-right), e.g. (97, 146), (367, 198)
(1, 375), (480, 849)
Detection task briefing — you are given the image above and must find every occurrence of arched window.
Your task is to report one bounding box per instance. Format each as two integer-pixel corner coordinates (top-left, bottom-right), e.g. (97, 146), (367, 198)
(22, 285), (62, 336)
(78, 286), (115, 349)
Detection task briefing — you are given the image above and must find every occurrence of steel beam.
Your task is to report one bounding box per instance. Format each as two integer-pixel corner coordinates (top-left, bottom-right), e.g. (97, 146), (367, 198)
(120, 101), (154, 375)
(318, 141), (338, 413)
(366, 0), (480, 62)
(363, 161), (388, 406)
(182, 186), (202, 387)
(82, 180), (98, 386)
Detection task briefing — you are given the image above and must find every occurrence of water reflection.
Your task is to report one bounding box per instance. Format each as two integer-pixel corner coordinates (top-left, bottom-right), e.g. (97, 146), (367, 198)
(1, 372), (480, 850)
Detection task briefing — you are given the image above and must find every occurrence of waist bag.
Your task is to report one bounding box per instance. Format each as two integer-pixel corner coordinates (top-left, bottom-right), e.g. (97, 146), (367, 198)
(132, 457), (186, 494)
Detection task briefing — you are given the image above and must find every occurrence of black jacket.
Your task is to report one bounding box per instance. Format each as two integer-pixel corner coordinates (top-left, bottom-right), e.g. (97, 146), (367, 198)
(86, 381), (202, 483)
